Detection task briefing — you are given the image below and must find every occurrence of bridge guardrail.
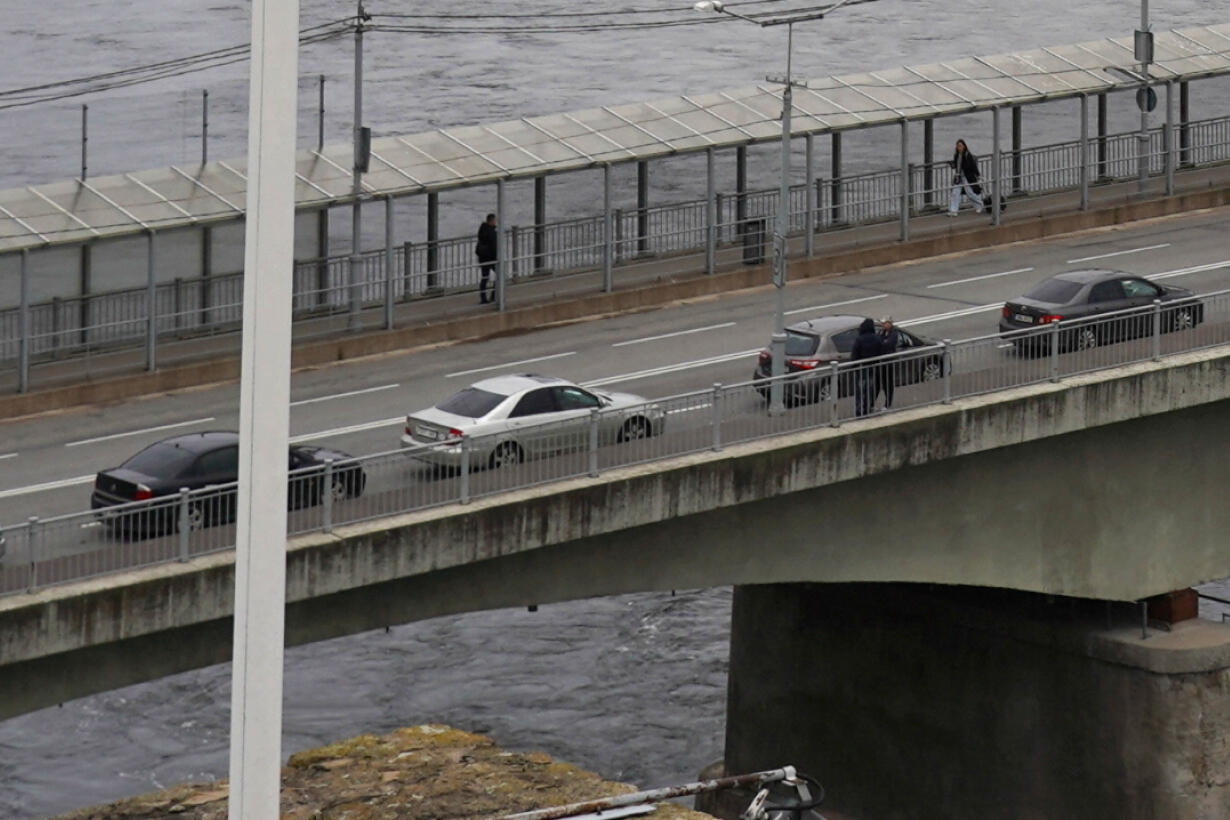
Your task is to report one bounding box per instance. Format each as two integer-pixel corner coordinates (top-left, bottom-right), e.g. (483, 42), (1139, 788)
(3, 286), (1228, 597)
(3, 116), (1229, 380)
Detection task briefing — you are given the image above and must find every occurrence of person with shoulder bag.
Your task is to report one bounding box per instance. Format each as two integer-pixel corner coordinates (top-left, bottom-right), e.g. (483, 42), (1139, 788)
(947, 138), (983, 216)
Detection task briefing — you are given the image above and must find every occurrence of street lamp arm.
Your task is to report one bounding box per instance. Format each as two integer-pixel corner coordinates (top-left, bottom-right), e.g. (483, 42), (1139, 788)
(692, 1), (766, 26)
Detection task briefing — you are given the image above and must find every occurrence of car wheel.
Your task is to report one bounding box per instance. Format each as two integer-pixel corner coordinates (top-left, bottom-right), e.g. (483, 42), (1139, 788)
(617, 416), (652, 443)
(920, 359), (943, 381)
(1169, 307), (1196, 332)
(1074, 326), (1098, 351)
(489, 441), (524, 469)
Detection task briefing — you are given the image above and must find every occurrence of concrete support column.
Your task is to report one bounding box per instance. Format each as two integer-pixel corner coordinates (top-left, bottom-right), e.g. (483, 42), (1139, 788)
(534, 176), (546, 273)
(1179, 80), (1191, 166)
(923, 118), (934, 207)
(426, 191), (439, 289)
(735, 145), (748, 231)
(804, 134), (815, 258)
(1011, 104), (1023, 193)
(636, 160), (649, 254)
(495, 178), (507, 310)
(705, 148), (716, 274)
(1097, 92), (1109, 180)
(145, 230), (157, 372)
(830, 132), (842, 225)
(722, 582), (1230, 820)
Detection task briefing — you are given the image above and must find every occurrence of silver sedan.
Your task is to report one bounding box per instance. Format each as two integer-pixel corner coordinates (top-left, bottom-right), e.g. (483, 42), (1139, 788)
(400, 374), (665, 469)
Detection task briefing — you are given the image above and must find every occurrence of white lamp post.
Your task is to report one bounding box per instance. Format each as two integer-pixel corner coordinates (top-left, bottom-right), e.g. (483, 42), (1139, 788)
(694, 0), (850, 414)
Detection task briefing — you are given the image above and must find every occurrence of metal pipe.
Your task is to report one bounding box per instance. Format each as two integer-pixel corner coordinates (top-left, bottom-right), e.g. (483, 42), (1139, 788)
(348, 1), (366, 330)
(18, 249), (29, 393)
(202, 89), (209, 165)
(804, 133), (815, 257)
(426, 192), (439, 288)
(705, 148), (716, 274)
(768, 21), (794, 417)
(1179, 80), (1190, 166)
(923, 118), (934, 207)
(830, 131), (842, 224)
(1097, 93), (1108, 180)
(318, 74), (325, 152)
(1011, 105), (1022, 193)
(736, 144), (748, 229)
(1079, 95), (1089, 210)
(496, 177), (507, 310)
(1164, 80), (1175, 195)
(498, 767), (798, 820)
(992, 107), (1001, 225)
(81, 104), (88, 181)
(534, 176), (546, 273)
(146, 230), (157, 371)
(603, 164), (613, 292)
(383, 196), (394, 329)
(1138, 0), (1150, 193)
(636, 159), (649, 254)
(899, 119), (909, 241)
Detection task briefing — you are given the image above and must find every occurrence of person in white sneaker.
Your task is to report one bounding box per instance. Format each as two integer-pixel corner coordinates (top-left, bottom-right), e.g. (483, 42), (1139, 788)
(947, 139), (984, 216)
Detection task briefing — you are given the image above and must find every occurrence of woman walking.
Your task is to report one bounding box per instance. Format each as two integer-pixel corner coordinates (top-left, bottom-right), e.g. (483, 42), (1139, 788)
(948, 139), (983, 216)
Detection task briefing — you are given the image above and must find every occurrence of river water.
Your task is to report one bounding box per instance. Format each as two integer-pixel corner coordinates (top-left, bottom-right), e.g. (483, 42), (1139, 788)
(2, 2), (1228, 817)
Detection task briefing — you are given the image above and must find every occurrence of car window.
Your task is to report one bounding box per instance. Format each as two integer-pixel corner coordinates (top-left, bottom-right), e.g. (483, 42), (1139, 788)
(830, 329), (858, 354)
(1024, 278), (1083, 304)
(510, 388), (558, 417)
(1121, 278), (1160, 299)
(192, 446), (239, 477)
(121, 441), (198, 477)
(784, 330), (819, 357)
(436, 387), (506, 418)
(554, 386), (601, 411)
(1089, 281), (1124, 302)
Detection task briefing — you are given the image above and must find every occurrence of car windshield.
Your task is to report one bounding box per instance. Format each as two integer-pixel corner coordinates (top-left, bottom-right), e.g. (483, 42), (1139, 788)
(784, 330), (819, 357)
(121, 441), (198, 476)
(1024, 278), (1083, 304)
(436, 387), (506, 418)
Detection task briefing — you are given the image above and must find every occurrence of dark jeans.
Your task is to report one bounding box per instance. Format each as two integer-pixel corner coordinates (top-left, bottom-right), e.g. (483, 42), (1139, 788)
(876, 365), (896, 408)
(855, 371), (875, 417)
(479, 262), (495, 302)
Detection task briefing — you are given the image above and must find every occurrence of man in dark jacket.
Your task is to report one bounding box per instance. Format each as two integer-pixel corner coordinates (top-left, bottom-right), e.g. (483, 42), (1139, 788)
(876, 317), (901, 409)
(475, 213), (498, 304)
(849, 317), (882, 417)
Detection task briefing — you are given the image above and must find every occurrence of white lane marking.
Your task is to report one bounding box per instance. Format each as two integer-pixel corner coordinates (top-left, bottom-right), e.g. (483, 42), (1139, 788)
(291, 383), (399, 407)
(784, 294), (888, 316)
(668, 403), (712, 414)
(289, 417), (405, 444)
(1148, 259), (1230, 280)
(583, 350), (762, 388)
(928, 267), (1034, 288)
(1066, 243), (1171, 264)
(0, 452), (16, 461)
(612, 322), (736, 348)
(0, 474), (95, 499)
(65, 417), (216, 448)
(898, 304), (1002, 327)
(446, 352), (576, 379)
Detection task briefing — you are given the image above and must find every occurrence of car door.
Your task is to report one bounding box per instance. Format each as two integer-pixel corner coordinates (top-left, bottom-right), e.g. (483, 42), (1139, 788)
(1086, 279), (1133, 341)
(552, 385), (606, 448)
(187, 445), (240, 523)
(1120, 277), (1164, 338)
(506, 387), (566, 457)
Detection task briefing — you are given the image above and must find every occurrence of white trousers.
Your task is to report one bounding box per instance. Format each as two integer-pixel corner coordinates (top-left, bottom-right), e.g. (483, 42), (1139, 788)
(949, 178), (983, 213)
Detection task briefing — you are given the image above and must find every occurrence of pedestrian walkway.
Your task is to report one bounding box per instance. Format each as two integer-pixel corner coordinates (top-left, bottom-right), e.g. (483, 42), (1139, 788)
(4, 161), (1230, 417)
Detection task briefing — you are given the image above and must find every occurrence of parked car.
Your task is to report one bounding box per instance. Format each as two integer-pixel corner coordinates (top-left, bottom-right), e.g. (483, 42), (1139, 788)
(999, 269), (1203, 353)
(401, 374), (665, 469)
(752, 315), (944, 405)
(90, 431), (365, 535)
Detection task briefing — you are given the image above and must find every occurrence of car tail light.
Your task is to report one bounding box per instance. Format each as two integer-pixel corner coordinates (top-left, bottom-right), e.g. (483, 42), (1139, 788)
(758, 351), (770, 363)
(787, 358), (819, 370)
(441, 427), (465, 446)
(1001, 306), (1011, 318)
(133, 484), (153, 501)
(1039, 314), (1064, 324)
(404, 423), (412, 436)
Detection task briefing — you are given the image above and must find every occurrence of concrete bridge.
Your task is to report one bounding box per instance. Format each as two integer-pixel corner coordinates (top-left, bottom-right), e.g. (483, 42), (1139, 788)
(3, 342), (1229, 817)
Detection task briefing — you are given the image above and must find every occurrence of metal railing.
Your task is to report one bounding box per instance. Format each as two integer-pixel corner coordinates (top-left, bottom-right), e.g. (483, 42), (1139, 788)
(3, 287), (1227, 597)
(3, 116), (1229, 378)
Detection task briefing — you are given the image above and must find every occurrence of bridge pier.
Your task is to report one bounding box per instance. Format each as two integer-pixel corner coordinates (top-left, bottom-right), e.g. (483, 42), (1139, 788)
(713, 583), (1230, 819)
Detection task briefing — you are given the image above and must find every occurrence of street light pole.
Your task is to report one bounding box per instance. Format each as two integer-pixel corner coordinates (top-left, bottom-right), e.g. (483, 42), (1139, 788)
(1136, 0), (1152, 194)
(695, 0), (849, 415)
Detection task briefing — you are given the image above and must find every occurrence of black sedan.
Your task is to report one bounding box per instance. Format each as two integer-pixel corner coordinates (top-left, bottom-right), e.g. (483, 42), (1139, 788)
(91, 431), (365, 535)
(752, 314), (945, 405)
(999, 269), (1203, 352)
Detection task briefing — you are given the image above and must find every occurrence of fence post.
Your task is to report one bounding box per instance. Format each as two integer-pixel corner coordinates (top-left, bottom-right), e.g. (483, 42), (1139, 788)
(828, 361), (840, 427)
(178, 487), (191, 560)
(459, 437), (471, 504)
(322, 458), (334, 533)
(706, 148), (717, 274)
(711, 383), (723, 451)
(384, 196), (395, 330)
(1049, 322), (1061, 382)
(26, 516), (39, 593)
(588, 408), (600, 477)
(19, 248), (30, 393)
(1151, 299), (1162, 361)
(941, 340), (952, 404)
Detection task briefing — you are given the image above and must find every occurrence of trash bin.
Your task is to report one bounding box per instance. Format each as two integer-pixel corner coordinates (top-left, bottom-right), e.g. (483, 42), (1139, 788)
(741, 218), (767, 265)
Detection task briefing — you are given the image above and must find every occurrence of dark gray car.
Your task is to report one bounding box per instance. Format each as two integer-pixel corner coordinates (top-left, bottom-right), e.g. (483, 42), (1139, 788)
(999, 269), (1203, 352)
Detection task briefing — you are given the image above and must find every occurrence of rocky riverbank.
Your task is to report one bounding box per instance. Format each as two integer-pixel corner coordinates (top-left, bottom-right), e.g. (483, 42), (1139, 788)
(46, 724), (713, 820)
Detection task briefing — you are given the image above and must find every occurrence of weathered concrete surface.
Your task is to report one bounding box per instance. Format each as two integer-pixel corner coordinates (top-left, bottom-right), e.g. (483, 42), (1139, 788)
(723, 583), (1230, 820)
(4, 183), (1229, 421)
(1, 347), (1229, 717)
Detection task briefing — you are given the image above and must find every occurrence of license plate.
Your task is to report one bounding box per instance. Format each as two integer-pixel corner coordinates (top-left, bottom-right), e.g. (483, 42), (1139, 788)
(415, 426), (439, 440)
(1013, 313), (1034, 323)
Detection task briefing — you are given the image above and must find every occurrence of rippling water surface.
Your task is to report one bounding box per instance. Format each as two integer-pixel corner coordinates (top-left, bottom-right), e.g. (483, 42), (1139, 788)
(1, 2), (1227, 817)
